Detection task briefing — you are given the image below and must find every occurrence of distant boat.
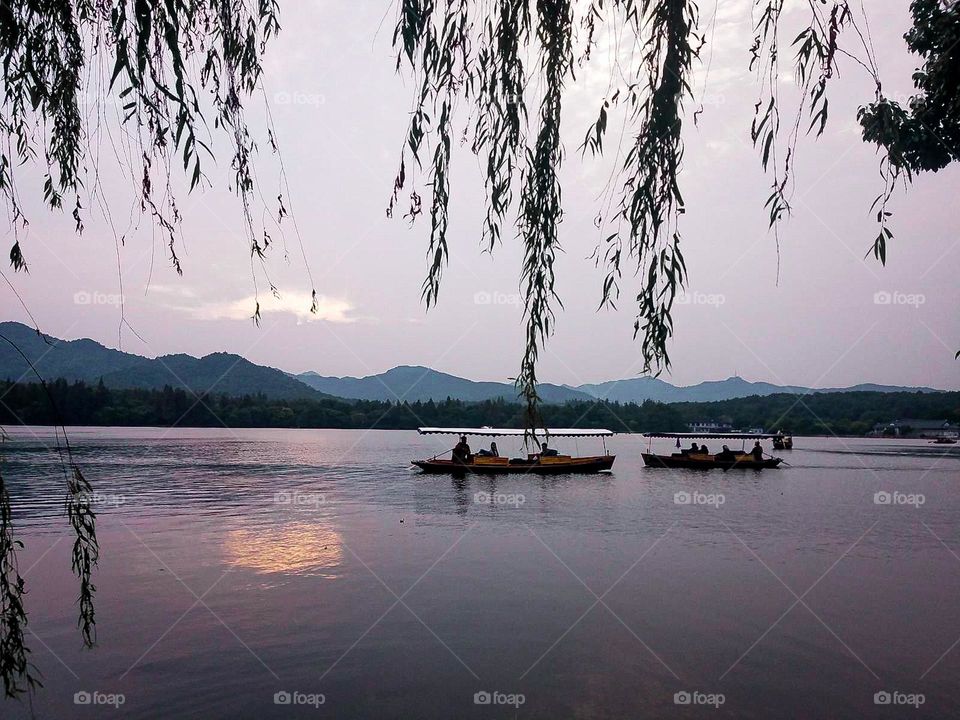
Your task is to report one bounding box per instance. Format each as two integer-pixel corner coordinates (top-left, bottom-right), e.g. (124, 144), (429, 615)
(931, 437), (957, 445)
(772, 433), (793, 450)
(412, 427), (615, 475)
(641, 432), (784, 470)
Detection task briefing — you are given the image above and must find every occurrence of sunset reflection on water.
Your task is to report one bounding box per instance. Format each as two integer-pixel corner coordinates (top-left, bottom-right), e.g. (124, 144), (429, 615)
(222, 521), (343, 577)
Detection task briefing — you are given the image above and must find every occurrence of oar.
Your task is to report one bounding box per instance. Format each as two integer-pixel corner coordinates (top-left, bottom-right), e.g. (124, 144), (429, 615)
(763, 450), (792, 467)
(431, 445), (459, 461)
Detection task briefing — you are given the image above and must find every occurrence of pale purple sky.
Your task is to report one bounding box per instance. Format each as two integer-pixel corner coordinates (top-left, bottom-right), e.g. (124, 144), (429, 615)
(3, 0), (958, 390)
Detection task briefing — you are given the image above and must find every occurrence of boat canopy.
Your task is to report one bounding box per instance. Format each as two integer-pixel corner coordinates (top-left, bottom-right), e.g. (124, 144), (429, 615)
(418, 427), (614, 438)
(643, 432), (778, 440)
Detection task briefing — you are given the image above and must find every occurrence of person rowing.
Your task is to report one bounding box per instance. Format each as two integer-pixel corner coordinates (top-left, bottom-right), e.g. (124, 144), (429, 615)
(452, 435), (472, 464)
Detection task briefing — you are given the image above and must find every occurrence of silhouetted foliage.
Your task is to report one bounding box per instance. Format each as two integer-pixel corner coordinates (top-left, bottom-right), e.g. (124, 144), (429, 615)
(858, 0), (960, 264)
(0, 0), (316, 315)
(388, 0), (958, 424)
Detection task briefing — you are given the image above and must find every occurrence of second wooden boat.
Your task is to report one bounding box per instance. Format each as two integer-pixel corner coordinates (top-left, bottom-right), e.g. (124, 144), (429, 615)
(641, 432), (784, 470)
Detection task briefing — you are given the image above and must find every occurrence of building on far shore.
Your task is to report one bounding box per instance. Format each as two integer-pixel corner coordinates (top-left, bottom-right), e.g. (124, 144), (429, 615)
(688, 420), (734, 434)
(871, 419), (960, 439)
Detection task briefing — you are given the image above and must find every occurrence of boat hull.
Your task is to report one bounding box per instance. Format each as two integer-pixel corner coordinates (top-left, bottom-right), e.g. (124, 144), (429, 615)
(641, 452), (781, 470)
(412, 455), (615, 475)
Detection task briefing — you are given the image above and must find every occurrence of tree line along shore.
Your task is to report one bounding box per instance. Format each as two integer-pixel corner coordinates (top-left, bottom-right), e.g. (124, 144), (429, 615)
(2, 379), (958, 437)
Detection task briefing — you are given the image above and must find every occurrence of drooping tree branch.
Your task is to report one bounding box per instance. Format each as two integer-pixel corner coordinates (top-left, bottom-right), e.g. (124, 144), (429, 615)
(389, 0), (950, 426)
(0, 332), (98, 697)
(0, 0), (315, 313)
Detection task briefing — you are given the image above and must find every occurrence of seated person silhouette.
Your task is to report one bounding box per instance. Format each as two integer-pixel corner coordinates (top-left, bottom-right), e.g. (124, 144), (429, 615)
(682, 442), (701, 455)
(539, 441), (559, 457)
(715, 445), (737, 461)
(476, 441), (499, 458)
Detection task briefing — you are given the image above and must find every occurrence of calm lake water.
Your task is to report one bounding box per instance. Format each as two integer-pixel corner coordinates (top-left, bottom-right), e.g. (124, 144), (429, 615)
(1, 427), (958, 718)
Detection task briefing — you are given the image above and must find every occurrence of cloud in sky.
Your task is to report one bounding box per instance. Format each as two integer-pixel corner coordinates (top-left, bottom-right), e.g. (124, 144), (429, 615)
(161, 291), (357, 324)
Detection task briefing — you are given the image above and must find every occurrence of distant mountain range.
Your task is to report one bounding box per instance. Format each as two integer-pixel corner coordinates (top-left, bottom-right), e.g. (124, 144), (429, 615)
(297, 366), (591, 403)
(571, 375), (938, 404)
(297, 367), (936, 404)
(0, 321), (941, 404)
(0, 322), (328, 401)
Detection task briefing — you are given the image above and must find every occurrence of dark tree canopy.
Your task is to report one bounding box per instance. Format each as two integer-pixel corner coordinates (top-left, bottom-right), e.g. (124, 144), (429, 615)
(857, 0), (960, 265)
(859, 0), (960, 175)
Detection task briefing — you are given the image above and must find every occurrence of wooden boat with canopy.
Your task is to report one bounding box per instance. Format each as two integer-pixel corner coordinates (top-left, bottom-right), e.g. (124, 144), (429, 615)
(641, 432), (783, 470)
(412, 427), (616, 475)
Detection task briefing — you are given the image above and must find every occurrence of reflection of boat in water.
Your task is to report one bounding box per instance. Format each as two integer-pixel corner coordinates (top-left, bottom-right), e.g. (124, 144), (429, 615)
(412, 427), (615, 475)
(641, 432), (784, 470)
